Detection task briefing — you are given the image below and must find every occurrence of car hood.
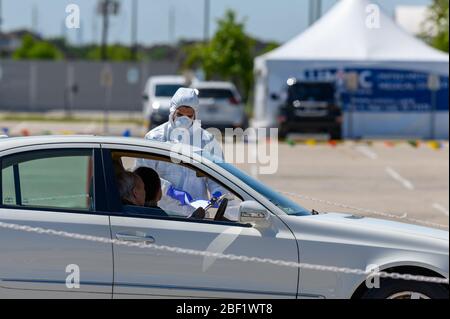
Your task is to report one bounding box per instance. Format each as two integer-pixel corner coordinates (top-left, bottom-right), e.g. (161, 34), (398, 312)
(281, 212), (449, 254)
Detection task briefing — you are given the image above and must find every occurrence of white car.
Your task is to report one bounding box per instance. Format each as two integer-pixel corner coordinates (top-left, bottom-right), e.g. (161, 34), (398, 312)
(142, 75), (190, 129)
(192, 81), (248, 129)
(0, 136), (448, 299)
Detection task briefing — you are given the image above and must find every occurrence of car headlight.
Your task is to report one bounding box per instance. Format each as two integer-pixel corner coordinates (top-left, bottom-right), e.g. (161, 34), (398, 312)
(152, 101), (161, 110)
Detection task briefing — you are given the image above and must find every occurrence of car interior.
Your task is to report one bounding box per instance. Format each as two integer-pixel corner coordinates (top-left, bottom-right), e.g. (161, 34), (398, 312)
(109, 150), (242, 222)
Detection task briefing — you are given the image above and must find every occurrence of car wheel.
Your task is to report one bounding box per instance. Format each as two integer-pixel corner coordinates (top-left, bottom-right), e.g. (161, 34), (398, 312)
(278, 127), (288, 140)
(361, 279), (449, 299)
(329, 128), (342, 140)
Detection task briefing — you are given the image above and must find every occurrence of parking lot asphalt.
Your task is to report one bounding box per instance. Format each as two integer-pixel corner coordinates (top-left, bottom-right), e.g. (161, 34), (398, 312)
(230, 142), (449, 228)
(1, 119), (448, 228)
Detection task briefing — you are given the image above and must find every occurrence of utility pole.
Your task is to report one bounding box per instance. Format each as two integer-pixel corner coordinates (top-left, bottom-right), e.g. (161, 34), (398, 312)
(97, 0), (120, 61)
(169, 5), (175, 44)
(308, 0), (322, 26)
(203, 0), (210, 42)
(316, 0), (322, 22)
(131, 0), (138, 60)
(32, 4), (38, 34)
(0, 0), (3, 33)
(100, 0), (110, 61)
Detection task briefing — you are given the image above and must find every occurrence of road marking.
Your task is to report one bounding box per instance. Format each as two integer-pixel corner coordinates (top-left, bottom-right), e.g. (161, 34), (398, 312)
(355, 145), (378, 160)
(432, 203), (449, 217)
(385, 167), (415, 190)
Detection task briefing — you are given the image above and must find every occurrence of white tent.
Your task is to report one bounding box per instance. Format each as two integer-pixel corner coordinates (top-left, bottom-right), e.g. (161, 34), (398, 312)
(253, 0), (449, 139)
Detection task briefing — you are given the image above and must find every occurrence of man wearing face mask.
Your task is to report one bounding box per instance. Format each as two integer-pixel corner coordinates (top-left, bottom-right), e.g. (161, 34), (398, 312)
(135, 88), (227, 218)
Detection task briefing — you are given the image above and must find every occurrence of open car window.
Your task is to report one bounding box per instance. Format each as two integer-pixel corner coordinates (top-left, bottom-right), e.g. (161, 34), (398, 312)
(108, 150), (243, 222)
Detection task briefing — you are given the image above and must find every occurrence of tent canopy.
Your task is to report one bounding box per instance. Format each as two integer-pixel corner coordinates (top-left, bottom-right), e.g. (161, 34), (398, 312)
(260, 0), (449, 62)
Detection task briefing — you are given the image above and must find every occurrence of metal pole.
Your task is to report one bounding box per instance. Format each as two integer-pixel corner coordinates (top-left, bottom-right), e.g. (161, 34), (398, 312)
(430, 90), (436, 140)
(204, 0), (210, 41)
(101, 0), (110, 61)
(131, 0), (138, 60)
(169, 5), (175, 44)
(104, 85), (111, 134)
(316, 0), (322, 21)
(309, 0), (322, 26)
(0, 0), (3, 33)
(308, 0), (314, 26)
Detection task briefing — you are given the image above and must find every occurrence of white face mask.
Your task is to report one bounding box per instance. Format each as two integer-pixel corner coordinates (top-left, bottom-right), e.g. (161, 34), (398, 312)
(174, 116), (193, 129)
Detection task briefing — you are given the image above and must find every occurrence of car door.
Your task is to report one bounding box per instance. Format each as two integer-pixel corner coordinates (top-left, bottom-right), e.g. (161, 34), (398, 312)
(102, 144), (299, 299)
(0, 145), (113, 298)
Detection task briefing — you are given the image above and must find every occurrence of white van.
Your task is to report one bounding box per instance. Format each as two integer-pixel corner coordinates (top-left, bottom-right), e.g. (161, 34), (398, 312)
(142, 76), (189, 129)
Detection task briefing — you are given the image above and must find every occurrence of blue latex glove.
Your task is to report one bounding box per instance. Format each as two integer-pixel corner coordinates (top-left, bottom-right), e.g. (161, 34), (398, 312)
(167, 185), (193, 206)
(210, 191), (223, 208)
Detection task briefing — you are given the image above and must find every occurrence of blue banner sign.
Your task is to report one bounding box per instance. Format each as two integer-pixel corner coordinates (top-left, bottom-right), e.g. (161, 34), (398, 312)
(299, 68), (449, 112)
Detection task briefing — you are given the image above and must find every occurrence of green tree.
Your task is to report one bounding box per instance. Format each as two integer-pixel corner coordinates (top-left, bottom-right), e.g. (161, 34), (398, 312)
(87, 45), (136, 61)
(185, 10), (255, 100)
(422, 0), (449, 52)
(13, 34), (63, 60)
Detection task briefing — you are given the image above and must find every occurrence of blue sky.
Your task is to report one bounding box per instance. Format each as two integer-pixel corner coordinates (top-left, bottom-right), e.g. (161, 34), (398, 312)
(0, 0), (433, 45)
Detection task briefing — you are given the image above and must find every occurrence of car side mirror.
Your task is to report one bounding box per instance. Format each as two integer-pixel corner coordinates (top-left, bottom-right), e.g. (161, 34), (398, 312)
(239, 201), (271, 229)
(142, 94), (149, 101)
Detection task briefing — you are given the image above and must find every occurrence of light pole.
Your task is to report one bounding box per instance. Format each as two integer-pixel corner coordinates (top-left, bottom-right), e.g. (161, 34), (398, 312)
(100, 0), (110, 61)
(204, 0), (210, 42)
(131, 0), (138, 60)
(98, 0), (120, 61)
(169, 5), (175, 44)
(0, 0), (3, 33)
(309, 0), (322, 26)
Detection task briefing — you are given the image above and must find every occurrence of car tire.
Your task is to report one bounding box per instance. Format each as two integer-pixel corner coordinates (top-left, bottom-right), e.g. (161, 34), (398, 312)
(361, 279), (449, 299)
(330, 128), (342, 140)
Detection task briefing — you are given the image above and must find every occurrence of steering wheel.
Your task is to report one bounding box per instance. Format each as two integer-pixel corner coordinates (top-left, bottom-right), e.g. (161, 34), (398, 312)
(214, 198), (229, 221)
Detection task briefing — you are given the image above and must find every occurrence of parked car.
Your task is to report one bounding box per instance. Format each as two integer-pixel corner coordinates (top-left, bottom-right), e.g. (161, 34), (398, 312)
(0, 136), (448, 299)
(278, 79), (343, 140)
(142, 75), (190, 130)
(192, 81), (248, 130)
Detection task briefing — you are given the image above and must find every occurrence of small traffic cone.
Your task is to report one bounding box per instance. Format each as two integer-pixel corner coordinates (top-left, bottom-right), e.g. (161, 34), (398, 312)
(122, 129), (132, 137)
(328, 140), (338, 147)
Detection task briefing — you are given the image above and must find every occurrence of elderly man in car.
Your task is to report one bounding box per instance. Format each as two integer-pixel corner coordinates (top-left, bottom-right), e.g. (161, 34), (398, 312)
(117, 171), (168, 217)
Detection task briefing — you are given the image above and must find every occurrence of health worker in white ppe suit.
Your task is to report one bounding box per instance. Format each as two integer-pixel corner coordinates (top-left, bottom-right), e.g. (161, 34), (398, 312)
(135, 88), (236, 219)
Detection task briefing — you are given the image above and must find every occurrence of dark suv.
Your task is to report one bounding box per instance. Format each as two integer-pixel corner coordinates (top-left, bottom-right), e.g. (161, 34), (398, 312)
(278, 80), (343, 140)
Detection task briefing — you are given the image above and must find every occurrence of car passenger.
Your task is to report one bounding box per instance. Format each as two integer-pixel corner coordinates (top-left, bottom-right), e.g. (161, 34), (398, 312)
(134, 167), (167, 216)
(117, 171), (168, 217)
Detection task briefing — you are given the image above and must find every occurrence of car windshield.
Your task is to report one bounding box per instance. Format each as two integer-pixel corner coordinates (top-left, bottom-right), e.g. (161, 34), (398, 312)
(197, 89), (234, 99)
(155, 84), (184, 97)
(288, 83), (335, 102)
(197, 151), (311, 216)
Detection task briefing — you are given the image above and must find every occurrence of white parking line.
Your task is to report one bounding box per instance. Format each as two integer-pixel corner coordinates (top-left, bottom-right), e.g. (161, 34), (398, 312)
(432, 203), (449, 217)
(385, 167), (415, 190)
(355, 145), (378, 160)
